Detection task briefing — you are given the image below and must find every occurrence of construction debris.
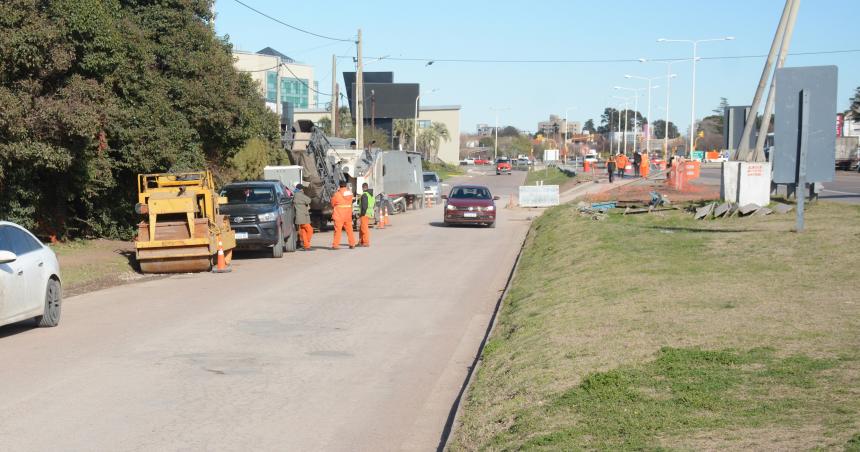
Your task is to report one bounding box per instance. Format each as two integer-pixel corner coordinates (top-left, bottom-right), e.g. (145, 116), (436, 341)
(753, 207), (773, 216)
(773, 203), (794, 214)
(713, 203), (732, 218)
(695, 202), (716, 220)
(738, 204), (761, 216)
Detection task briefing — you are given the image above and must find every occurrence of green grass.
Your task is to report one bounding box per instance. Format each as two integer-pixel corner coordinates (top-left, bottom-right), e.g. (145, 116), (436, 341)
(423, 161), (464, 181)
(524, 166), (579, 186)
(450, 202), (860, 451)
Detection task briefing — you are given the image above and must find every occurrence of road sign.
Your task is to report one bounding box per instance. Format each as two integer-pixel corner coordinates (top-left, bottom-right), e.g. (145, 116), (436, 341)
(772, 66), (838, 184)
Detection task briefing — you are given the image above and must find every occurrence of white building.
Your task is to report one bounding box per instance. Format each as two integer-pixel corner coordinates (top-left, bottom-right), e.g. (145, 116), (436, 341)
(232, 47), (317, 115)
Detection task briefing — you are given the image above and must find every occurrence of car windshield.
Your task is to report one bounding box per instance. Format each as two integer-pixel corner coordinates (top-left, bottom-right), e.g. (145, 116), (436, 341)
(496, 158), (509, 163)
(221, 186), (275, 204)
(423, 174), (438, 183)
(450, 187), (491, 199)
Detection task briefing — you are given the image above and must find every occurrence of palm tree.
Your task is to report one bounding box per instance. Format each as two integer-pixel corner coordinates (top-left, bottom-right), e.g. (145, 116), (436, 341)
(392, 119), (414, 150)
(417, 122), (451, 161)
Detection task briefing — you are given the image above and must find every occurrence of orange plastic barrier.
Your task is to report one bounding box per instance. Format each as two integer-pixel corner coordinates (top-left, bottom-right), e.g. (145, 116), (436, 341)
(684, 161), (700, 180)
(584, 160), (591, 172)
(668, 158), (687, 191)
(705, 151), (720, 161)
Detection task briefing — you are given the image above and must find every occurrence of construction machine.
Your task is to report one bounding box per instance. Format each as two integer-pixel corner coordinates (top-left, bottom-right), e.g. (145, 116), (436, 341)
(289, 120), (348, 230)
(134, 171), (236, 273)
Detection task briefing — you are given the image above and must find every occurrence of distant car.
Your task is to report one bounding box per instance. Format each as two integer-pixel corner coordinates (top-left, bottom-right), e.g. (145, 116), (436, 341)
(220, 181), (296, 258)
(460, 158), (475, 165)
(496, 158), (512, 175)
(584, 152), (599, 163)
(0, 221), (62, 329)
(442, 185), (500, 228)
(474, 158), (490, 165)
(423, 171), (442, 202)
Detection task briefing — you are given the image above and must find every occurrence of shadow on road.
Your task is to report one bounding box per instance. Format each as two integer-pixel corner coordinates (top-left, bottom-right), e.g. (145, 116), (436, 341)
(0, 321), (37, 339)
(428, 222), (492, 229)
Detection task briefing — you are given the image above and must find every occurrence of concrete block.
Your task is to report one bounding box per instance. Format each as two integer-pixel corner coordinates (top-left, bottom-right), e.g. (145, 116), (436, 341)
(753, 207), (773, 216)
(737, 162), (772, 206)
(773, 203), (794, 214)
(721, 161), (740, 202)
(714, 203), (731, 218)
(739, 203), (760, 216)
(695, 203), (715, 220)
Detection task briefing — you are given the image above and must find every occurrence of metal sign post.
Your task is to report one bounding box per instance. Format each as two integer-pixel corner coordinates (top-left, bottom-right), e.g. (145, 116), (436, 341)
(796, 90), (809, 232)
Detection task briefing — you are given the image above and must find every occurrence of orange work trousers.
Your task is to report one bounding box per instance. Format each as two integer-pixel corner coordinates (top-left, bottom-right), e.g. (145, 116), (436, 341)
(359, 216), (371, 246)
(332, 219), (356, 248)
(298, 223), (313, 250)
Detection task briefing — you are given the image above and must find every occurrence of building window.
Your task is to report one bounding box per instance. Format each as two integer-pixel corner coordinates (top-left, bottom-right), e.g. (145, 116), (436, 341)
(418, 120), (431, 129)
(280, 77), (309, 108)
(313, 81), (319, 108)
(266, 71), (277, 103)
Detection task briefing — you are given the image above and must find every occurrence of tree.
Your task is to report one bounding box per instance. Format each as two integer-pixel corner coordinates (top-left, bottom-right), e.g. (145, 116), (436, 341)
(498, 126), (520, 137)
(652, 120), (679, 139)
(392, 119), (414, 150)
(850, 87), (860, 121)
(0, 0), (278, 238)
(335, 106), (354, 138)
(598, 108), (620, 133)
(363, 127), (391, 150)
(317, 117), (332, 135)
(583, 119), (596, 134)
(417, 122), (450, 161)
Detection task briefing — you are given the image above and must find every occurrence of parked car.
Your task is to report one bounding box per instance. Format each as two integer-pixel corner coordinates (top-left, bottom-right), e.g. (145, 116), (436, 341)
(474, 158), (491, 165)
(423, 171), (442, 202)
(496, 157), (512, 175)
(442, 185), (500, 228)
(0, 221), (62, 329)
(220, 181), (296, 258)
(460, 158), (475, 165)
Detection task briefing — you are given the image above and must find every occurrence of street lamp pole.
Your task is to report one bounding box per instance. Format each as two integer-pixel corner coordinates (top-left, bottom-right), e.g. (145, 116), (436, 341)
(564, 107), (577, 162)
(489, 107), (509, 161)
(615, 86), (647, 155)
(658, 37), (734, 157)
(626, 73), (675, 158)
(613, 95), (631, 154)
(413, 95), (420, 154)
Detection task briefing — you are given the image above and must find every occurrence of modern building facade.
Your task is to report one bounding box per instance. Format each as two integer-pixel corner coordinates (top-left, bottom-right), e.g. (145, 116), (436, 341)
(476, 123), (496, 136)
(232, 47), (317, 115)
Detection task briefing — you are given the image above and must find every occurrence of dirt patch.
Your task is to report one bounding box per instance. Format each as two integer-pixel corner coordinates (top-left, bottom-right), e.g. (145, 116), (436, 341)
(586, 179), (720, 204)
(50, 239), (159, 297)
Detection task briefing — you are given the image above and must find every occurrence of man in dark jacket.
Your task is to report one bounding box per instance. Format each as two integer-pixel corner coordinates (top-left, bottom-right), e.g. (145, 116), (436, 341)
(633, 151), (642, 177)
(293, 184), (313, 251)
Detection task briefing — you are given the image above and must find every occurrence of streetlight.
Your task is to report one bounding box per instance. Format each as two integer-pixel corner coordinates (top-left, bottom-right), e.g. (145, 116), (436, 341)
(413, 88), (439, 155)
(564, 107), (577, 162)
(639, 58), (691, 160)
(489, 107), (510, 161)
(612, 95), (631, 154)
(625, 73), (675, 157)
(614, 86), (648, 155)
(657, 36), (734, 157)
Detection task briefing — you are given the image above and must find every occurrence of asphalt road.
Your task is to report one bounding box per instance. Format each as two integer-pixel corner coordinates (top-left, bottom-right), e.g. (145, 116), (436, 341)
(0, 168), (531, 451)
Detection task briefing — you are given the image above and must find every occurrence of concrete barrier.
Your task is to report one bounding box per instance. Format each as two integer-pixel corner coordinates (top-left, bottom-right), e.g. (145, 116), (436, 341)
(519, 185), (560, 207)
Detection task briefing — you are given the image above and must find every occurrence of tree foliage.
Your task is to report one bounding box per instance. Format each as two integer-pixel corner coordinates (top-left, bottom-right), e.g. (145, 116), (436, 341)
(850, 86), (860, 121)
(652, 120), (679, 139)
(583, 119), (596, 134)
(0, 0), (279, 238)
(498, 125), (519, 137)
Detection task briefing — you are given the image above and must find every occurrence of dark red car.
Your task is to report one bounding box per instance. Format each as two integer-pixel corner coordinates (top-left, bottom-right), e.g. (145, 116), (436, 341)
(442, 185), (499, 228)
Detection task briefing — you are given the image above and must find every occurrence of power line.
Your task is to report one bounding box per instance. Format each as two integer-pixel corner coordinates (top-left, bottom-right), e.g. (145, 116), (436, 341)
(280, 63), (331, 97)
(335, 48), (860, 64)
(232, 0), (354, 43)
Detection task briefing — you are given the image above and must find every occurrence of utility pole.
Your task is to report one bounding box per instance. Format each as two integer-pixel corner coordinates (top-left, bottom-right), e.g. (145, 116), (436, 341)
(735, 0), (793, 161)
(331, 54), (337, 136)
(753, 0), (800, 162)
(355, 29), (364, 150)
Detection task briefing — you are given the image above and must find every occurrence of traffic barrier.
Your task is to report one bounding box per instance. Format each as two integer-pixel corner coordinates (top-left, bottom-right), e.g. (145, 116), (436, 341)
(684, 161), (701, 181)
(583, 160), (591, 172)
(519, 185), (560, 207)
(212, 236), (231, 273)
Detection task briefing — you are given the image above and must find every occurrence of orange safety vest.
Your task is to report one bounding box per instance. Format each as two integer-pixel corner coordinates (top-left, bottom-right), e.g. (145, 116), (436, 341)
(331, 187), (354, 221)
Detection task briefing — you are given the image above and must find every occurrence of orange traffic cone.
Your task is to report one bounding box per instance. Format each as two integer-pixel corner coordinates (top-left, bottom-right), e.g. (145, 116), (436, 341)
(377, 208), (385, 229)
(384, 207), (390, 226)
(426, 196), (433, 208)
(212, 236), (231, 273)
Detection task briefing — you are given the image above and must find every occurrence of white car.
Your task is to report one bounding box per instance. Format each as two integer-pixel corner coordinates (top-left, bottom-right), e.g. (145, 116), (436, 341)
(0, 221), (62, 328)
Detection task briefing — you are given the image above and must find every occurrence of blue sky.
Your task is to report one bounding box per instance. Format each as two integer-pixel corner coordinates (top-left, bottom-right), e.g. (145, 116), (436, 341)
(214, 0), (859, 135)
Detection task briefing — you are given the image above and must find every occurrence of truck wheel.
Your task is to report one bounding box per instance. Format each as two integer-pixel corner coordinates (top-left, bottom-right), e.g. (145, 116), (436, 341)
(273, 225), (284, 258)
(35, 278), (61, 327)
(285, 224), (297, 252)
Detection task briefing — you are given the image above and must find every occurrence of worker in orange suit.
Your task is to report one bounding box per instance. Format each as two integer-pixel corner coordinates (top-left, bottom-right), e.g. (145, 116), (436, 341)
(615, 153), (628, 179)
(358, 182), (374, 247)
(293, 184), (313, 251)
(331, 180), (356, 249)
(640, 152), (650, 178)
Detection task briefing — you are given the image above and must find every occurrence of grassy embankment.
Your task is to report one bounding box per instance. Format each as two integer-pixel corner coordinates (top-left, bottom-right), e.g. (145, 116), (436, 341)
(451, 201), (860, 450)
(524, 166), (590, 187)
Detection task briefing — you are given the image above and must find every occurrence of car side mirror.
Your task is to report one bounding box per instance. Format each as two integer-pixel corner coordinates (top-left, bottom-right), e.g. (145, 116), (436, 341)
(441, 195), (448, 199)
(493, 196), (500, 200)
(0, 250), (18, 264)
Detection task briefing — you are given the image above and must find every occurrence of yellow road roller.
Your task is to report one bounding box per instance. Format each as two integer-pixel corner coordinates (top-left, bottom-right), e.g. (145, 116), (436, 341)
(134, 171), (236, 273)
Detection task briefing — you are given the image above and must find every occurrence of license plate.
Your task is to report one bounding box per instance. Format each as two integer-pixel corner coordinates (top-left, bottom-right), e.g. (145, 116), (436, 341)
(235, 232), (249, 239)
(464, 212), (477, 218)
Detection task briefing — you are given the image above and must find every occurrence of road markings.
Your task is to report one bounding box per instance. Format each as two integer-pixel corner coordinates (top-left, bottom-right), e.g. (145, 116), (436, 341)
(822, 189), (859, 195)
